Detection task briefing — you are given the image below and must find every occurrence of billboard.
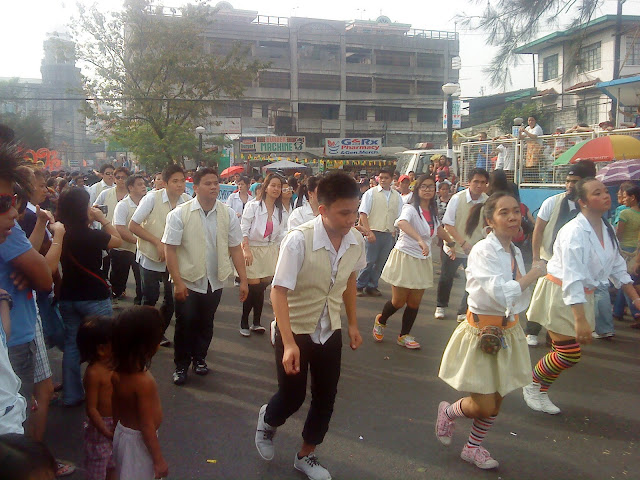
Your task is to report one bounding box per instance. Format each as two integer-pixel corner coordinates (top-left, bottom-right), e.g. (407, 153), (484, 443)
(209, 117), (242, 134)
(324, 138), (383, 157)
(240, 136), (305, 153)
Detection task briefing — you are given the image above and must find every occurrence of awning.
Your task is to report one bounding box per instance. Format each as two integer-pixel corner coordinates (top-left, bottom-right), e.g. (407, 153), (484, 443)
(597, 75), (640, 107)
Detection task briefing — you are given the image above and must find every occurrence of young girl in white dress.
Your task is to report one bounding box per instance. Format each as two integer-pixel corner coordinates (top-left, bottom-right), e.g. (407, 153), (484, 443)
(436, 191), (546, 470)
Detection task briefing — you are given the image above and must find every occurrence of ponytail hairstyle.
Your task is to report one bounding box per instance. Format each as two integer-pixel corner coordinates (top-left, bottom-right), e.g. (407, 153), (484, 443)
(575, 177), (618, 248)
(465, 190), (516, 237)
(411, 174), (438, 223)
(295, 175), (319, 208)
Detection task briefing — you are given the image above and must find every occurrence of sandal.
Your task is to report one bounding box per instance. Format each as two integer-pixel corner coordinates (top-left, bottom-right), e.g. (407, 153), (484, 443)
(630, 321), (640, 329)
(55, 460), (76, 477)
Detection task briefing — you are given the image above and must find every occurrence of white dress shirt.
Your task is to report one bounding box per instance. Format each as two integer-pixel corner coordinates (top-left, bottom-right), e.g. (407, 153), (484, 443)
(358, 184), (403, 218)
(466, 232), (531, 320)
(394, 203), (439, 259)
(273, 215), (366, 344)
(113, 195), (139, 226)
(441, 189), (486, 259)
(287, 204), (317, 232)
(226, 191), (252, 217)
(241, 200), (289, 246)
(401, 192), (413, 204)
(162, 199), (242, 293)
(547, 213), (631, 305)
(537, 193), (576, 222)
(130, 189), (190, 272)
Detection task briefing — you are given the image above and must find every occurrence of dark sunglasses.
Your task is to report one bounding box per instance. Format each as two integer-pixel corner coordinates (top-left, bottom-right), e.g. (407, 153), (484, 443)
(0, 194), (18, 214)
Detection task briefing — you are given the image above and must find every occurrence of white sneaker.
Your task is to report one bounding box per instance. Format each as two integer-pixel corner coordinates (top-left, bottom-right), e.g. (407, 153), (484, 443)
(434, 307), (445, 319)
(592, 331), (614, 339)
(293, 453), (331, 480)
(240, 328), (251, 337)
(255, 404), (276, 460)
(522, 382), (543, 412)
(456, 314), (466, 323)
(538, 391), (561, 415)
(526, 335), (539, 347)
(270, 319), (277, 347)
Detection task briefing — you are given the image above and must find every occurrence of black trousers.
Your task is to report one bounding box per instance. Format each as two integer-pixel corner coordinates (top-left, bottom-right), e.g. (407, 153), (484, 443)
(436, 254), (468, 314)
(173, 286), (222, 370)
(109, 250), (142, 303)
(264, 328), (342, 446)
(141, 266), (174, 332)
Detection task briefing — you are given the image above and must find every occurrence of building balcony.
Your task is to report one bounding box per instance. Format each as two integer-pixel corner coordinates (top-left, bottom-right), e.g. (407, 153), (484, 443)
(296, 119), (441, 134)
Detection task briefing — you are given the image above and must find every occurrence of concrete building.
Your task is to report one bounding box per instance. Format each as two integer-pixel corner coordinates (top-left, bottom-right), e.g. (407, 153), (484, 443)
(515, 15), (640, 129)
(195, 2), (459, 149)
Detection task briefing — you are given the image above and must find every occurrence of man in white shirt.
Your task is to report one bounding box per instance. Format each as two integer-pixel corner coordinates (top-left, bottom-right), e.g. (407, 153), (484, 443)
(88, 164), (115, 206)
(164, 168), (248, 386)
(254, 172), (364, 480)
(495, 140), (515, 182)
(356, 168), (403, 297)
(111, 174), (147, 305)
(435, 168), (489, 321)
(129, 164), (191, 346)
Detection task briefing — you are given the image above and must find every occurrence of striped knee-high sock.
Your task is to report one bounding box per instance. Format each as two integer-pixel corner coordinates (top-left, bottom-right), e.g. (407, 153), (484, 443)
(532, 340), (582, 392)
(467, 416), (497, 449)
(444, 398), (467, 421)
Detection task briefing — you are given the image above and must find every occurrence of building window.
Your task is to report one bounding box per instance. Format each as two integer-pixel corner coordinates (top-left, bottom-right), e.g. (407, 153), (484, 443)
(417, 109), (439, 123)
(542, 54), (558, 81)
(417, 81), (441, 95)
(298, 74), (340, 91)
(627, 36), (640, 65)
(577, 97), (599, 126)
(346, 106), (368, 121)
(375, 50), (411, 67)
(578, 42), (601, 72)
(346, 76), (372, 93)
(298, 43), (340, 63)
(375, 78), (411, 95)
(258, 71), (290, 89)
(375, 107), (409, 122)
(346, 47), (372, 64)
(417, 53), (443, 69)
(299, 104), (339, 120)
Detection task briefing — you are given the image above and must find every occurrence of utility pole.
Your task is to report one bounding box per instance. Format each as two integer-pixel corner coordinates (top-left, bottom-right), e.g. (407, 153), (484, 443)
(612, 0), (626, 126)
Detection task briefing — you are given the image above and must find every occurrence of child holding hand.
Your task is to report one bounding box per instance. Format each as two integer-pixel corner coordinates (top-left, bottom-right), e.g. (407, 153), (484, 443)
(78, 316), (116, 480)
(111, 306), (167, 480)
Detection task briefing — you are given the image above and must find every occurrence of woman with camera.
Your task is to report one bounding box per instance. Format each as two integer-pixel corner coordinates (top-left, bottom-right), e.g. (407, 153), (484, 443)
(435, 191), (546, 470)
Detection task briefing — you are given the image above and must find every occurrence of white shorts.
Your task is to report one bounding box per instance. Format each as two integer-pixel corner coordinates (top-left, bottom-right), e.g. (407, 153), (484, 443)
(113, 422), (155, 480)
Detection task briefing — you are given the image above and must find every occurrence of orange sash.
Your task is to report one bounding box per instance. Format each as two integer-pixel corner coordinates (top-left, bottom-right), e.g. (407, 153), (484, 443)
(545, 274), (595, 295)
(466, 311), (518, 330)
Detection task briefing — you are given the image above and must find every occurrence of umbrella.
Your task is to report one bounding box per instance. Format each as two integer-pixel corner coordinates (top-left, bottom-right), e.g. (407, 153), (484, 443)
(553, 135), (640, 165)
(219, 165), (244, 178)
(595, 159), (640, 185)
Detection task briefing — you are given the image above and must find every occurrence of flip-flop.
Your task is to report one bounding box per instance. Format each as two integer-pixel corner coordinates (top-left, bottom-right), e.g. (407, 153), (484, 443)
(55, 460), (76, 477)
(630, 321), (640, 329)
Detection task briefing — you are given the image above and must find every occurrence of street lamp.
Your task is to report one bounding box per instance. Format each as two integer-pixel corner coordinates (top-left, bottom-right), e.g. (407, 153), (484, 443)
(442, 82), (460, 157)
(195, 126), (205, 154)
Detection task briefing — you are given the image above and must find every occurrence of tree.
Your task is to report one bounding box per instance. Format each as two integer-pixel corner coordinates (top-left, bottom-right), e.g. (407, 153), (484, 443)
(497, 102), (551, 135)
(0, 80), (50, 151)
(72, 0), (266, 169)
(461, 0), (603, 89)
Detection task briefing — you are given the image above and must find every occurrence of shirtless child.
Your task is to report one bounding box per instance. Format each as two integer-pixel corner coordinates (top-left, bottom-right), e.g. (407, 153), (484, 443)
(111, 306), (167, 480)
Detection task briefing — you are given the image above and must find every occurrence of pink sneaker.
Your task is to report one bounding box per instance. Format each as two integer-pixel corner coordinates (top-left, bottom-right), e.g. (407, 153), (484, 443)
(435, 401), (455, 445)
(460, 445), (499, 469)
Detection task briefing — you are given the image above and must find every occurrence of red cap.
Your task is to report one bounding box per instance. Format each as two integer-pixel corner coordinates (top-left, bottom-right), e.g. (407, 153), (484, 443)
(398, 175), (410, 183)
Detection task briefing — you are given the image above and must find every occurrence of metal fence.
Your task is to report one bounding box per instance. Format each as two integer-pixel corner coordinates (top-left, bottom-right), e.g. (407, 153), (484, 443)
(459, 127), (640, 185)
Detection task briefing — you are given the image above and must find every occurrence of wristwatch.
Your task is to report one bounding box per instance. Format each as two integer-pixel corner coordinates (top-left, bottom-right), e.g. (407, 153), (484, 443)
(0, 293), (13, 310)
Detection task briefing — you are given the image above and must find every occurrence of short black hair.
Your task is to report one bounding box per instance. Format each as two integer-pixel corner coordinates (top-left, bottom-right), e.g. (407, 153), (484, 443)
(112, 306), (164, 374)
(238, 175), (250, 185)
(77, 316), (113, 364)
(193, 167), (218, 185)
(162, 164), (185, 183)
(114, 167), (130, 177)
(469, 167), (490, 182)
(0, 124), (16, 144)
(0, 433), (56, 480)
(378, 168), (393, 177)
(0, 143), (22, 185)
(99, 163), (115, 174)
(317, 172), (359, 207)
(57, 186), (90, 229)
(126, 174), (146, 191)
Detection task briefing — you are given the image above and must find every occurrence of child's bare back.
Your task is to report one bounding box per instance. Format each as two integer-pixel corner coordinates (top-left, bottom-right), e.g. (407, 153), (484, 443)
(84, 362), (113, 419)
(112, 369), (162, 432)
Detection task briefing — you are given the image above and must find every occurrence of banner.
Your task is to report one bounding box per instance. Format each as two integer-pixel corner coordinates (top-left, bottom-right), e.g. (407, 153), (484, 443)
(210, 117), (241, 135)
(240, 136), (305, 153)
(442, 100), (461, 129)
(324, 138), (382, 157)
(217, 184), (237, 202)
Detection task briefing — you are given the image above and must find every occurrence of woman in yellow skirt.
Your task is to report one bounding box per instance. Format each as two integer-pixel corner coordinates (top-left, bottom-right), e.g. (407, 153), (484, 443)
(523, 178), (640, 414)
(373, 175), (445, 349)
(436, 192), (546, 470)
(240, 173), (288, 337)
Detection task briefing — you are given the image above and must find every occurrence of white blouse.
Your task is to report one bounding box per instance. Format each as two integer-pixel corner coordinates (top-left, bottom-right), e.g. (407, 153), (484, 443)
(393, 203), (438, 259)
(547, 213), (631, 306)
(226, 191), (252, 217)
(466, 232), (531, 319)
(241, 200), (289, 246)
(287, 203), (317, 232)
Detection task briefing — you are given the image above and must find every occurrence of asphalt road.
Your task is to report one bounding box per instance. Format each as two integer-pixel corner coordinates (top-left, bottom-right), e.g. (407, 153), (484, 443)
(44, 267), (640, 480)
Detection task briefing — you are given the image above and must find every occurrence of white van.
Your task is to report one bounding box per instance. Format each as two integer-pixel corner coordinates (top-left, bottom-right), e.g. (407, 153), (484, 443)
(395, 149), (459, 178)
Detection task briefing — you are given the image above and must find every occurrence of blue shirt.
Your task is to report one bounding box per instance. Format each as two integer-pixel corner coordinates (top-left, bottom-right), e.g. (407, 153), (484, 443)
(0, 223), (38, 347)
(476, 144), (490, 169)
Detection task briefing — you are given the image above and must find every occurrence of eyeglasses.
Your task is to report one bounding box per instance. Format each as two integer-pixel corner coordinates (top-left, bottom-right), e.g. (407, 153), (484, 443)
(103, 171), (114, 176)
(0, 194), (18, 214)
(419, 185), (436, 191)
(282, 187), (292, 193)
(115, 175), (127, 180)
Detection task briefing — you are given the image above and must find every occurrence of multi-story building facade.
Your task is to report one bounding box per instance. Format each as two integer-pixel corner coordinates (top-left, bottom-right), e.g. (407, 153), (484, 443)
(515, 15), (640, 128)
(196, 2), (459, 149)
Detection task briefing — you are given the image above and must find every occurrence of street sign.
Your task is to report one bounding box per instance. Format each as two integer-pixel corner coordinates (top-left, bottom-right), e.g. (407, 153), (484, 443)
(442, 100), (461, 129)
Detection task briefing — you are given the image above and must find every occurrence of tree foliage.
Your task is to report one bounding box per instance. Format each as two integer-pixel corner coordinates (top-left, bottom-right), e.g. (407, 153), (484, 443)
(460, 0), (603, 89)
(497, 102), (551, 134)
(0, 79), (50, 150)
(72, 0), (266, 168)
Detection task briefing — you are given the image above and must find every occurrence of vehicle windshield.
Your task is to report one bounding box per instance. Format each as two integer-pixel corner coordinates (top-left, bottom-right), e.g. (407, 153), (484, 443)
(415, 154), (431, 174)
(396, 153), (416, 175)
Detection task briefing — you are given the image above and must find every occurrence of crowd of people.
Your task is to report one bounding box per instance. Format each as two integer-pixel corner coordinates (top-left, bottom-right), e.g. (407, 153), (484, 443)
(0, 120), (639, 480)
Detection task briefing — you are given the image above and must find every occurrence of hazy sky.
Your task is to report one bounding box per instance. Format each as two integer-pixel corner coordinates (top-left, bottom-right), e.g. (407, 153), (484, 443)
(2, 0), (638, 97)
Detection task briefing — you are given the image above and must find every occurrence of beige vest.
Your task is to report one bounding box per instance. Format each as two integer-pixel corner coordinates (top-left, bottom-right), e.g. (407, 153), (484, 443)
(94, 181), (109, 199)
(540, 192), (567, 261)
(115, 198), (139, 254)
(287, 223), (364, 334)
(368, 188), (400, 233)
(103, 188), (120, 223)
(137, 190), (189, 262)
(175, 199), (233, 283)
(453, 190), (488, 257)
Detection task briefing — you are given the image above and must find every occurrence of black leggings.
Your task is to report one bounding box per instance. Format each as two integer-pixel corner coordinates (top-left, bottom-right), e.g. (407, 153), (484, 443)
(241, 282), (268, 328)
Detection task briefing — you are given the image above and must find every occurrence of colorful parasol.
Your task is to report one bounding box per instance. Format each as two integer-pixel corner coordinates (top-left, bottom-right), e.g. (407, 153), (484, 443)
(552, 135), (640, 165)
(595, 159), (640, 185)
(219, 165), (245, 178)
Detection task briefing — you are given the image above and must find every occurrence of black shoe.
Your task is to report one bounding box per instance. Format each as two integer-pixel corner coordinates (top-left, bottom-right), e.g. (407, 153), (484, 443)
(160, 336), (171, 347)
(172, 368), (187, 385)
(356, 288), (367, 297)
(192, 359), (209, 376)
(365, 287), (382, 297)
